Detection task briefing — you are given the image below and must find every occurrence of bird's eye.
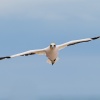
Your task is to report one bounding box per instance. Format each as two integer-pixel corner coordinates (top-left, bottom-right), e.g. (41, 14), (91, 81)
(54, 45), (56, 47)
(50, 45), (52, 47)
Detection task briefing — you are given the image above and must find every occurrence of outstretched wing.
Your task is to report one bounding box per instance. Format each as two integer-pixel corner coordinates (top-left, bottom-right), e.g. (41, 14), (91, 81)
(0, 48), (46, 60)
(57, 36), (100, 50)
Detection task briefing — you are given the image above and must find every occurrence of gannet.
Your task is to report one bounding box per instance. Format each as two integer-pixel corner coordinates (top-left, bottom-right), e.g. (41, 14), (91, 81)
(0, 36), (100, 65)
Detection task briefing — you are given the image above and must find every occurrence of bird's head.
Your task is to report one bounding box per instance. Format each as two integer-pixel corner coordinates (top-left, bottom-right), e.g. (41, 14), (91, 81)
(50, 43), (56, 49)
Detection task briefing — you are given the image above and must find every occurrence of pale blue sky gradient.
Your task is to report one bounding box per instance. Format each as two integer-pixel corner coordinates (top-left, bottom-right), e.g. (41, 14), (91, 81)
(0, 0), (100, 100)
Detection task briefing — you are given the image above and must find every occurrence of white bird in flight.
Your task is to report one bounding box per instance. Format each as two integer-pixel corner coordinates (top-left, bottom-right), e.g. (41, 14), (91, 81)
(0, 36), (100, 65)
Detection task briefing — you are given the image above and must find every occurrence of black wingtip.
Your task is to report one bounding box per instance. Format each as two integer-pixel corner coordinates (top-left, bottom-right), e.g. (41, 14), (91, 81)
(0, 56), (11, 60)
(91, 36), (100, 40)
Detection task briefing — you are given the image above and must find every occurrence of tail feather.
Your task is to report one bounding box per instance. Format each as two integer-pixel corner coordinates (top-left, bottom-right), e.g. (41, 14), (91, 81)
(47, 59), (52, 64)
(47, 57), (59, 65)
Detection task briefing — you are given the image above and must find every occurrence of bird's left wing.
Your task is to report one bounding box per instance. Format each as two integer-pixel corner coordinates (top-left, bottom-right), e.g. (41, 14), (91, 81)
(0, 48), (46, 60)
(57, 36), (100, 50)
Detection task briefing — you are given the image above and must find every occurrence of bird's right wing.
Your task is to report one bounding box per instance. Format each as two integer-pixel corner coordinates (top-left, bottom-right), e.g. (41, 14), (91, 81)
(57, 36), (100, 50)
(0, 48), (46, 60)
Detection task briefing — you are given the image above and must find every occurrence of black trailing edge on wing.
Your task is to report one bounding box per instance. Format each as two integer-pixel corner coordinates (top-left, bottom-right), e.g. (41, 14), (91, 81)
(67, 36), (100, 46)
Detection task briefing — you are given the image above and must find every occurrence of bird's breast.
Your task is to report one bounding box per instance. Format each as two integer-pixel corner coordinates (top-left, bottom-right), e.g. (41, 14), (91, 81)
(46, 48), (58, 60)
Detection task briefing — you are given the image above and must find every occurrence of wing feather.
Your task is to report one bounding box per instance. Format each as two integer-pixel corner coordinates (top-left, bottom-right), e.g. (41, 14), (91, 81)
(0, 48), (46, 60)
(57, 36), (100, 50)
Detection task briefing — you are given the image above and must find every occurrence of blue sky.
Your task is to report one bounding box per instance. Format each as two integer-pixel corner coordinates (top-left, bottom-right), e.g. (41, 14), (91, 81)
(0, 0), (100, 100)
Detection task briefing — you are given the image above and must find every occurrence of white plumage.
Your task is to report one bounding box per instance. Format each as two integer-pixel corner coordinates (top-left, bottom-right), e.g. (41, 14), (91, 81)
(0, 36), (100, 65)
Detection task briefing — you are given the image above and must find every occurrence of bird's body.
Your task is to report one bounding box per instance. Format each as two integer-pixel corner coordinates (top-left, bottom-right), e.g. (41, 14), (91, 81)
(46, 46), (59, 65)
(0, 36), (100, 65)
